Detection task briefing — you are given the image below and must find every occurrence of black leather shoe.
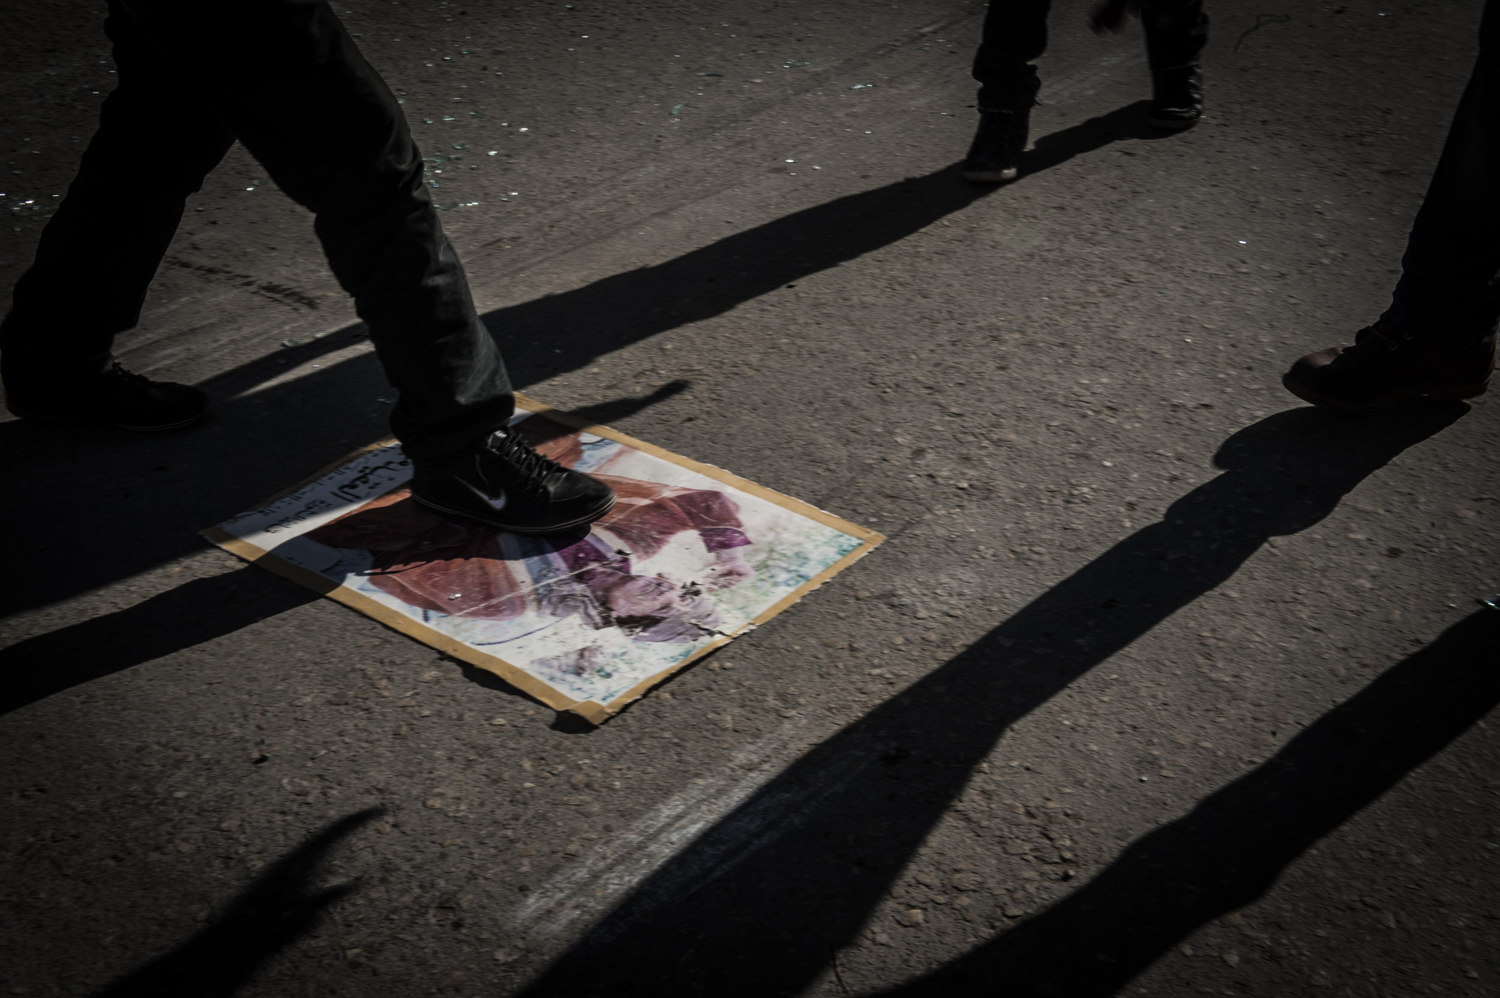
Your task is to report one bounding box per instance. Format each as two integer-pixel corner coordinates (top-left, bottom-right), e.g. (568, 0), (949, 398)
(1282, 320), (1496, 411)
(411, 428), (616, 534)
(962, 108), (1030, 183)
(5, 360), (208, 430)
(1149, 65), (1203, 129)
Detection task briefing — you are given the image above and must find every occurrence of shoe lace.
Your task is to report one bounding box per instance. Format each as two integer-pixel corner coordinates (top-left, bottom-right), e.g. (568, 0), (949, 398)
(105, 361), (155, 391)
(1366, 320), (1413, 352)
(488, 431), (563, 494)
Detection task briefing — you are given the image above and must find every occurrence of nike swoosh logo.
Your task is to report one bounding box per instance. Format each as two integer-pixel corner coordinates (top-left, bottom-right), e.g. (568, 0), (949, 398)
(459, 478), (509, 513)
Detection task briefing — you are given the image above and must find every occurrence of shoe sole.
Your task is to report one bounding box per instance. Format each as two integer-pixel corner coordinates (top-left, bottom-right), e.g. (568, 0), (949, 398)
(961, 167), (1018, 183)
(412, 491), (617, 535)
(1148, 115), (1199, 130)
(1281, 372), (1492, 411)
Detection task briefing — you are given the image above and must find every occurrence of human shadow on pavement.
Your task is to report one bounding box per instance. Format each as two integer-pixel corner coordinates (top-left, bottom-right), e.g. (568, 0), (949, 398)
(0, 362), (686, 617)
(511, 402), (1468, 998)
(869, 606), (1500, 997)
(0, 333), (401, 619)
(91, 807), (380, 998)
(1020, 100), (1174, 177)
(0, 100), (1186, 658)
(485, 102), (1169, 387)
(0, 375), (700, 715)
(0, 565), (317, 716)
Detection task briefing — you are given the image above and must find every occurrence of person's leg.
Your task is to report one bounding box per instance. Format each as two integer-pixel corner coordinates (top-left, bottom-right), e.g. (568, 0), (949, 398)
(963, 0), (1050, 182)
(0, 1), (230, 427)
(175, 0), (609, 530)
(1141, 0), (1208, 128)
(1283, 0), (1497, 410)
(134, 0), (514, 466)
(972, 0), (1050, 112)
(1383, 1), (1500, 345)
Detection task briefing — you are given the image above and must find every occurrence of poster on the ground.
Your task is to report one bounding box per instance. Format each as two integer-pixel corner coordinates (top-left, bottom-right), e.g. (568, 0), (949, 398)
(204, 397), (882, 723)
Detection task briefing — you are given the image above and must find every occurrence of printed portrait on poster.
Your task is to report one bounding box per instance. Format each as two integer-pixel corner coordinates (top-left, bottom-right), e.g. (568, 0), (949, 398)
(207, 405), (881, 721)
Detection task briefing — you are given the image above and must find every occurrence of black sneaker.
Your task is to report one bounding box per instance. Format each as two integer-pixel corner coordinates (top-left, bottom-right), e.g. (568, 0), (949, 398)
(1282, 319), (1496, 411)
(962, 108), (1030, 183)
(5, 361), (208, 431)
(411, 429), (617, 534)
(1149, 66), (1203, 130)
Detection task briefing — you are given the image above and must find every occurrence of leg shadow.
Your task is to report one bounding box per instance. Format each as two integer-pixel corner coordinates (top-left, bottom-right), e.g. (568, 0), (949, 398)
(484, 102), (1170, 385)
(558, 380), (691, 428)
(510, 402), (1468, 997)
(0, 374), (687, 622)
(92, 807), (382, 998)
(876, 607), (1500, 997)
(1020, 100), (1176, 176)
(0, 101), (1165, 623)
(0, 566), (315, 716)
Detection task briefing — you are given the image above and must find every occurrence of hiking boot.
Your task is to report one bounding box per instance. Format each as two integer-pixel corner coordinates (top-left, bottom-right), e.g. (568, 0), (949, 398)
(4, 360), (208, 430)
(1282, 319), (1496, 411)
(962, 108), (1030, 183)
(1149, 65), (1203, 130)
(411, 428), (616, 534)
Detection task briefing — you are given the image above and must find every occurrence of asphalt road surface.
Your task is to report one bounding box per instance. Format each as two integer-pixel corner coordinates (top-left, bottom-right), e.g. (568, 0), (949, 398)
(2, 1), (1497, 996)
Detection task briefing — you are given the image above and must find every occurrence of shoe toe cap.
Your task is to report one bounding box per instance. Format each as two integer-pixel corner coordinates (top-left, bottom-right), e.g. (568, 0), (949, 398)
(1291, 346), (1344, 373)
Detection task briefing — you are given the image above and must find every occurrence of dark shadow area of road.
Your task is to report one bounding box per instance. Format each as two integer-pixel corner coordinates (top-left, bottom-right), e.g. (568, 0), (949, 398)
(1020, 100), (1174, 176)
(0, 566), (317, 716)
(90, 807), (381, 998)
(484, 103), (1168, 389)
(0, 335), (394, 619)
(868, 606), (1500, 998)
(549, 380), (692, 430)
(0, 101), (1215, 668)
(511, 402), (1468, 998)
(0, 364), (686, 621)
(0, 379), (695, 714)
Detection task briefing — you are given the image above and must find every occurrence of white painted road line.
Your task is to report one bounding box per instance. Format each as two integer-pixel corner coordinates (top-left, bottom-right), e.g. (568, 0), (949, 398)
(514, 716), (869, 943)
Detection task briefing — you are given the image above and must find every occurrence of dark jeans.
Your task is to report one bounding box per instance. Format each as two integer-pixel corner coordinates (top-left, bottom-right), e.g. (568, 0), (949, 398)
(972, 0), (1208, 111)
(1384, 0), (1500, 346)
(0, 0), (512, 464)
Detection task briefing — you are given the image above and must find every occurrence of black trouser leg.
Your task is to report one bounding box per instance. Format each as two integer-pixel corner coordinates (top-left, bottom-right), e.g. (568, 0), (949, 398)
(972, 0), (1050, 111)
(1141, 0), (1209, 71)
(4, 0), (514, 464)
(0, 9), (234, 396)
(175, 0), (513, 462)
(1384, 0), (1500, 346)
